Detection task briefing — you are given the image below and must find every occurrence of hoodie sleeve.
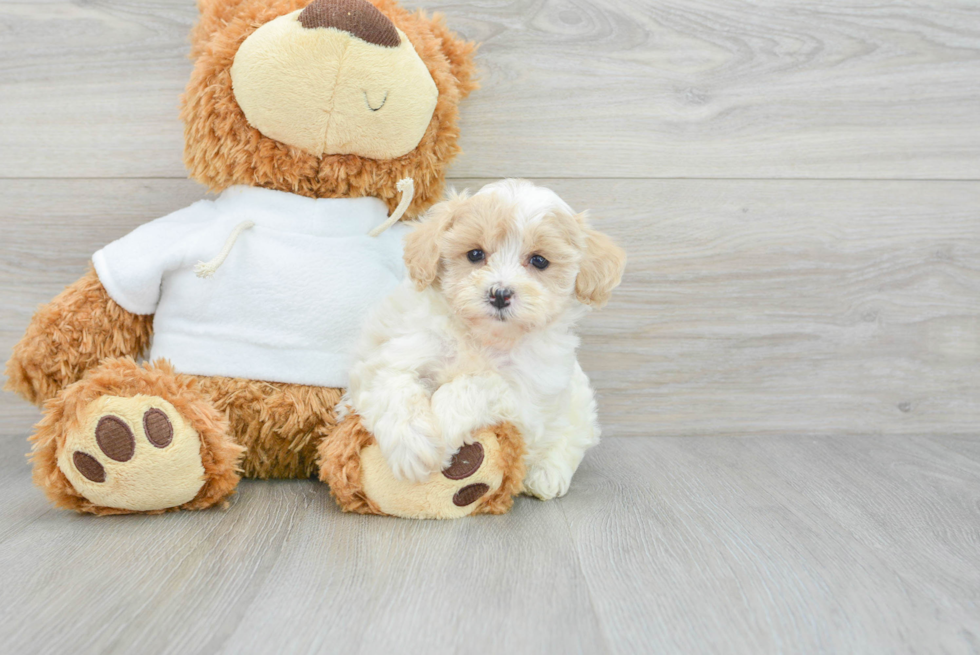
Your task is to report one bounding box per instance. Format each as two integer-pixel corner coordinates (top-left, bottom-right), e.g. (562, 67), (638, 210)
(92, 200), (216, 315)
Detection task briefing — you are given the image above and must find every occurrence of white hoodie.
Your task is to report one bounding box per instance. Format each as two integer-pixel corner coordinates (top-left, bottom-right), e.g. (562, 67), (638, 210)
(92, 185), (409, 387)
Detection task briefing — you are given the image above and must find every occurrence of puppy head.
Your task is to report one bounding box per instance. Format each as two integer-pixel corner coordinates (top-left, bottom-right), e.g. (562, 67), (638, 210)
(404, 179), (626, 341)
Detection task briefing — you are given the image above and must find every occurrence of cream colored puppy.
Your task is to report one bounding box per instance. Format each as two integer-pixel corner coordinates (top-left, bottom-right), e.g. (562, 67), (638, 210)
(344, 180), (626, 499)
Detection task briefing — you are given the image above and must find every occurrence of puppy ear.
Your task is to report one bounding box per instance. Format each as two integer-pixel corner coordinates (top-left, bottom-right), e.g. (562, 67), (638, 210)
(574, 215), (626, 308)
(403, 191), (466, 290)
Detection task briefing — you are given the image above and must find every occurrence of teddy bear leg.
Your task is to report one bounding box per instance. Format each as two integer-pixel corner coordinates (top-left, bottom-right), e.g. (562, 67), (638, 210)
(30, 357), (244, 515)
(318, 414), (526, 519)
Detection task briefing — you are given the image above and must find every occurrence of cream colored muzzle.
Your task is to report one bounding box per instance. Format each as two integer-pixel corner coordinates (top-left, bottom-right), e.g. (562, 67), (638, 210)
(230, 9), (438, 159)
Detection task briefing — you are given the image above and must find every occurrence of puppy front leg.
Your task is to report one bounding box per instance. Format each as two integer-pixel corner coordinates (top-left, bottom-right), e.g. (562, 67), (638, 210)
(523, 442), (587, 501)
(360, 371), (443, 482)
(525, 366), (601, 500)
(430, 374), (517, 466)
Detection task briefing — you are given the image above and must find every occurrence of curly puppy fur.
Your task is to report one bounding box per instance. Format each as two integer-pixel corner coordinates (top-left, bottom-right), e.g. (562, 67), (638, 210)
(183, 0), (478, 218)
(196, 376), (344, 478)
(319, 413), (526, 515)
(31, 358), (244, 516)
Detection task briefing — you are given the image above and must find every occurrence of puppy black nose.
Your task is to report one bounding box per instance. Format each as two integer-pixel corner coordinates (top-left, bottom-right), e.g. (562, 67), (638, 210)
(298, 0), (401, 48)
(490, 288), (513, 309)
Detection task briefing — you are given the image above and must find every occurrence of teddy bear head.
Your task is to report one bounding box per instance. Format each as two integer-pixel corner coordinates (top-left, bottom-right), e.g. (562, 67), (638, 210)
(181, 0), (477, 216)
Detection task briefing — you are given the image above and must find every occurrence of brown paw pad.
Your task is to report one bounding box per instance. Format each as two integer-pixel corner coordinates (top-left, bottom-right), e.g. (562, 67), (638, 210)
(95, 416), (135, 462)
(443, 443), (490, 507)
(74, 408), (176, 483)
(453, 483), (490, 507)
(72, 452), (106, 483)
(143, 408), (173, 448)
(359, 434), (502, 518)
(442, 442), (484, 480)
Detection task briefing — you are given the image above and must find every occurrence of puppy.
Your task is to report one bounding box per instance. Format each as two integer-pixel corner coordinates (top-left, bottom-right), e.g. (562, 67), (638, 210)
(344, 179), (626, 499)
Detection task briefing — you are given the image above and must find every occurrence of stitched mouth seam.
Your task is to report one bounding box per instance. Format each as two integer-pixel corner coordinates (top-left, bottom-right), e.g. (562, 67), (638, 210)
(365, 90), (388, 111)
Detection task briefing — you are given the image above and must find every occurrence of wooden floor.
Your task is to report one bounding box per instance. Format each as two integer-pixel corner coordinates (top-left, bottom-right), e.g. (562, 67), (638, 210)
(1, 402), (979, 654)
(1, 1), (980, 653)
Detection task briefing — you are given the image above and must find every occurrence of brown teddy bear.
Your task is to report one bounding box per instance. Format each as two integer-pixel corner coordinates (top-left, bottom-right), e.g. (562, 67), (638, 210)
(4, 0), (524, 518)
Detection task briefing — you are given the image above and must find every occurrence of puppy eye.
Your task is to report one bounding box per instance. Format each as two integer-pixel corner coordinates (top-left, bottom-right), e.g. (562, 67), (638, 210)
(467, 249), (485, 263)
(529, 254), (550, 270)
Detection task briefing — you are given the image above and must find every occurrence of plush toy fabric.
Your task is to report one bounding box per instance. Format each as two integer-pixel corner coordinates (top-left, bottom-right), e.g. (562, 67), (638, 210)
(320, 416), (527, 519)
(5, 0), (520, 518)
(182, 0), (477, 215)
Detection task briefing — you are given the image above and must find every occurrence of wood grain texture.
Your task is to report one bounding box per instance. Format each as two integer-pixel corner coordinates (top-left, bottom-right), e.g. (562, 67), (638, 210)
(0, 417), (978, 655)
(0, 393), (606, 655)
(2, 178), (978, 437)
(561, 435), (980, 654)
(1, 1), (980, 179)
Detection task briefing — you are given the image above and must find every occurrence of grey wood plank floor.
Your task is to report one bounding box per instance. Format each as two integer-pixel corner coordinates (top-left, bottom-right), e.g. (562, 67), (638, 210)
(1, 399), (979, 654)
(2, 0), (980, 653)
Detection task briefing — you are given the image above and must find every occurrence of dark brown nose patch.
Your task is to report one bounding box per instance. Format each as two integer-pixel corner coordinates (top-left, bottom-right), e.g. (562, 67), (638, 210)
(298, 0), (400, 48)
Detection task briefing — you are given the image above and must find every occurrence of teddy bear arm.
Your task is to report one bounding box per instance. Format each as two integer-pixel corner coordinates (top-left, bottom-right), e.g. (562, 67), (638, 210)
(4, 264), (153, 405)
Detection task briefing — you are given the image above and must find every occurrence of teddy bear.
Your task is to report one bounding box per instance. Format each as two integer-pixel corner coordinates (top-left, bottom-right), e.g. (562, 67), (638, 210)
(4, 0), (525, 519)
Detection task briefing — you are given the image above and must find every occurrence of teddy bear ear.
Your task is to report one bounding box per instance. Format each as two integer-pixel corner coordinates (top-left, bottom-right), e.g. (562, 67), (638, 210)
(427, 13), (479, 99)
(190, 0), (252, 53)
(196, 0), (247, 17)
(193, 0), (246, 24)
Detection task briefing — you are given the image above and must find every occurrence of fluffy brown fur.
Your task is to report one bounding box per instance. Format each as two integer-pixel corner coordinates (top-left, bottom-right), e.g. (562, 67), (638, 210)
(317, 413), (385, 514)
(31, 358), (244, 516)
(195, 376), (344, 479)
(182, 0), (478, 218)
(10, 267), (346, 488)
(4, 266), (153, 406)
(475, 421), (527, 515)
(318, 414), (526, 516)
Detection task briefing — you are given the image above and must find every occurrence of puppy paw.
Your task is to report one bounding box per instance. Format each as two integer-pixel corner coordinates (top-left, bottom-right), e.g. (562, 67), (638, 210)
(381, 413), (443, 483)
(523, 461), (572, 501)
(430, 375), (518, 458)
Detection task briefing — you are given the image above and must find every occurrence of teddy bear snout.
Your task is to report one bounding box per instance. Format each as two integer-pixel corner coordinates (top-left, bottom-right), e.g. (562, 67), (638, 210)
(229, 0), (438, 159)
(298, 0), (401, 48)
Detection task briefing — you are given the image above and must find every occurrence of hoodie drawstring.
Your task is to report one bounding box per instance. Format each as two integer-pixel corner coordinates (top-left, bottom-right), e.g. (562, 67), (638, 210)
(368, 178), (414, 237)
(195, 220), (255, 279)
(195, 178), (413, 279)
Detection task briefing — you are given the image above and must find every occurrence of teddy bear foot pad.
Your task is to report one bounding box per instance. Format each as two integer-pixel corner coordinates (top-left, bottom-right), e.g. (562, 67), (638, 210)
(359, 436), (503, 519)
(320, 415), (527, 519)
(57, 395), (207, 512)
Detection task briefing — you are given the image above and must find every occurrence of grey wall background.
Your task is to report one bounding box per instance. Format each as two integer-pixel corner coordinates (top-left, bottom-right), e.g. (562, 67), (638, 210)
(3, 1), (978, 438)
